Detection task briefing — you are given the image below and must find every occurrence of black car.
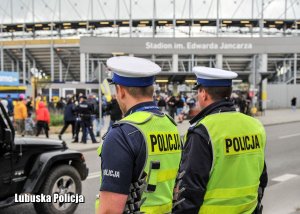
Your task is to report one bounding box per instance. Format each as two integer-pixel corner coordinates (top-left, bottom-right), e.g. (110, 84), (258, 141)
(0, 103), (88, 214)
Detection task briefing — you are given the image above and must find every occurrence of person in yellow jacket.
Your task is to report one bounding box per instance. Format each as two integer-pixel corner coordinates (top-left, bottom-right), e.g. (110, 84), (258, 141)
(14, 94), (28, 136)
(173, 67), (268, 214)
(95, 56), (182, 214)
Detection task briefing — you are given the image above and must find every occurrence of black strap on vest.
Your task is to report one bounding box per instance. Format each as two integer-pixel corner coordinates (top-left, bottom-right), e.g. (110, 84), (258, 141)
(124, 172), (147, 214)
(145, 161), (161, 193)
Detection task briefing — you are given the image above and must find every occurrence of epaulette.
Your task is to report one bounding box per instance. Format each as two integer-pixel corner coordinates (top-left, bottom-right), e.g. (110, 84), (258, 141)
(112, 123), (121, 128)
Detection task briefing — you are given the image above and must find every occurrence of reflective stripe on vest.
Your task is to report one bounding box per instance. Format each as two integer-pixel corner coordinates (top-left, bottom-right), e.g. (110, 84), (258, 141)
(95, 198), (100, 214)
(196, 112), (266, 214)
(140, 201), (172, 214)
(97, 143), (103, 185)
(200, 199), (257, 214)
(95, 144), (103, 213)
(97, 144), (102, 156)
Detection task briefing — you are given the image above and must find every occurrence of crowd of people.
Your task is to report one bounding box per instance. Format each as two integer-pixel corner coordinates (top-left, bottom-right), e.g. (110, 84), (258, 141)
(0, 93), (123, 143)
(0, 89), (259, 142)
(0, 94), (50, 138)
(155, 93), (197, 122)
(231, 92), (253, 115)
(0, 91), (198, 140)
(58, 93), (123, 144)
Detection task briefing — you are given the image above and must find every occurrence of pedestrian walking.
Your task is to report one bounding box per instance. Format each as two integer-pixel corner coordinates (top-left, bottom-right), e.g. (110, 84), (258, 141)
(291, 97), (297, 111)
(95, 56), (182, 214)
(87, 94), (99, 137)
(173, 67), (268, 214)
(14, 94), (27, 136)
(25, 112), (35, 136)
(56, 97), (65, 113)
(157, 95), (167, 112)
(35, 101), (50, 138)
(167, 94), (176, 119)
(26, 96), (34, 116)
(175, 95), (184, 117)
(58, 98), (76, 140)
(6, 95), (14, 117)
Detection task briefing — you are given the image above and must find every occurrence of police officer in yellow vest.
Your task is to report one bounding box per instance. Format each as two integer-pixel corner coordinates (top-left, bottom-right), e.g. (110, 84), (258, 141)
(96, 56), (181, 214)
(173, 67), (268, 214)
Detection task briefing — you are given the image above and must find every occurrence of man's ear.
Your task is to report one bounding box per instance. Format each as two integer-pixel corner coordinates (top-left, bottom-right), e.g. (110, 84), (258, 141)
(116, 85), (126, 99)
(201, 88), (209, 101)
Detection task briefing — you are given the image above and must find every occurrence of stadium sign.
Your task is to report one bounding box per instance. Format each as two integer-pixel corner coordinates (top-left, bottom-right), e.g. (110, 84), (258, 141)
(81, 37), (300, 54)
(145, 42), (253, 50)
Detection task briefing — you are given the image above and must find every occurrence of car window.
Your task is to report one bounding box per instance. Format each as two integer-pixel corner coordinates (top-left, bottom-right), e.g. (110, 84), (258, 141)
(0, 104), (10, 145)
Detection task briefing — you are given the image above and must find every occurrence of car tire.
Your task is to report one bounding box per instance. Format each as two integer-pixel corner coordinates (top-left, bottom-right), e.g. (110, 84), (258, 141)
(34, 165), (82, 214)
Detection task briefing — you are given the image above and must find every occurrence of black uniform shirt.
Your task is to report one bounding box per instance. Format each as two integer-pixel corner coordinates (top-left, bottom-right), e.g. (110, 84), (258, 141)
(76, 100), (94, 120)
(173, 99), (268, 214)
(100, 101), (162, 194)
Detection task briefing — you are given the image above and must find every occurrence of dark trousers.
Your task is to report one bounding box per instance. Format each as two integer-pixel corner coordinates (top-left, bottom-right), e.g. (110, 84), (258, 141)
(81, 120), (97, 143)
(59, 121), (75, 136)
(36, 121), (49, 138)
(15, 119), (25, 136)
(168, 107), (176, 119)
(73, 119), (82, 142)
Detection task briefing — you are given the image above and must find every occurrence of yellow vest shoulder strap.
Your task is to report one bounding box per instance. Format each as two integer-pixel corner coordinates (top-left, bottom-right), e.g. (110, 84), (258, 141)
(118, 111), (153, 125)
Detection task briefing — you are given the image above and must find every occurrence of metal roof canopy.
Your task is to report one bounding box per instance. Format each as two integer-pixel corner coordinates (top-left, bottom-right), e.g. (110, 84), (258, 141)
(1, 19), (299, 32)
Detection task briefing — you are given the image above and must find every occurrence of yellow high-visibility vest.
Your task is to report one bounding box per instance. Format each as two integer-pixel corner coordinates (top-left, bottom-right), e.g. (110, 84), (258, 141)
(195, 112), (266, 214)
(96, 111), (182, 214)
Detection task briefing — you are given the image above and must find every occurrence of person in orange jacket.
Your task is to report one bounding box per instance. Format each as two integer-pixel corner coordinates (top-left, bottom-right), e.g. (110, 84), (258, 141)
(14, 94), (28, 136)
(36, 101), (50, 138)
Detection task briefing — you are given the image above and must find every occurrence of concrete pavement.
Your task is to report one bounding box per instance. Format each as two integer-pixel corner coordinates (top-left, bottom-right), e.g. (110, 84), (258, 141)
(256, 108), (300, 126)
(263, 176), (300, 214)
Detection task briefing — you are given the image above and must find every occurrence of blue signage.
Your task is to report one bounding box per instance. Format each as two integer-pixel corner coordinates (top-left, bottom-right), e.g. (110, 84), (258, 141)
(0, 71), (19, 86)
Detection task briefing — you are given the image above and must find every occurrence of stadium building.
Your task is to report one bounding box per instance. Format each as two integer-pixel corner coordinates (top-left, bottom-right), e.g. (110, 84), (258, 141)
(0, 0), (300, 108)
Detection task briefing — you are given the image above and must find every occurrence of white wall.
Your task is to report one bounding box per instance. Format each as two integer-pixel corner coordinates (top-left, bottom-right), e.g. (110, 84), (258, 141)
(267, 84), (300, 109)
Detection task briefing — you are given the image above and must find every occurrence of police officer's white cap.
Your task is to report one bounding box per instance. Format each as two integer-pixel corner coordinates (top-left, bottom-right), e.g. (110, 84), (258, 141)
(192, 66), (238, 89)
(106, 56), (161, 87)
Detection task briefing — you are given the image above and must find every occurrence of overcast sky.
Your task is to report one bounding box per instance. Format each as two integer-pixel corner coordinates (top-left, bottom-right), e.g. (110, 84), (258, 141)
(0, 0), (299, 24)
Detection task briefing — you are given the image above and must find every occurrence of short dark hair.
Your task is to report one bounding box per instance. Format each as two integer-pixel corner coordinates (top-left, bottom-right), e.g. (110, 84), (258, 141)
(122, 85), (154, 98)
(199, 86), (232, 101)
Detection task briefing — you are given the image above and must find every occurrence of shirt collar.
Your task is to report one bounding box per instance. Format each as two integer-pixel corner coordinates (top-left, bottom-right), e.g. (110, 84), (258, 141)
(189, 98), (236, 125)
(124, 101), (158, 117)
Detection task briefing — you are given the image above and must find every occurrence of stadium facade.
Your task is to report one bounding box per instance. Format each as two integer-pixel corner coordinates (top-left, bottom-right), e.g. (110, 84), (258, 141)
(0, 0), (299, 106)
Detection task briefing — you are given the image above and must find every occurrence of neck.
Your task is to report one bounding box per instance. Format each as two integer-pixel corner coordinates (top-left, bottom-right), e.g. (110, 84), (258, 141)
(200, 99), (214, 110)
(124, 97), (153, 113)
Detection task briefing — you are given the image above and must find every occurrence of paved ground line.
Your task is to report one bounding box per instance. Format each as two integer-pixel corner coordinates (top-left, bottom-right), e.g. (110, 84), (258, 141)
(272, 174), (298, 182)
(87, 171), (101, 180)
(279, 133), (300, 139)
